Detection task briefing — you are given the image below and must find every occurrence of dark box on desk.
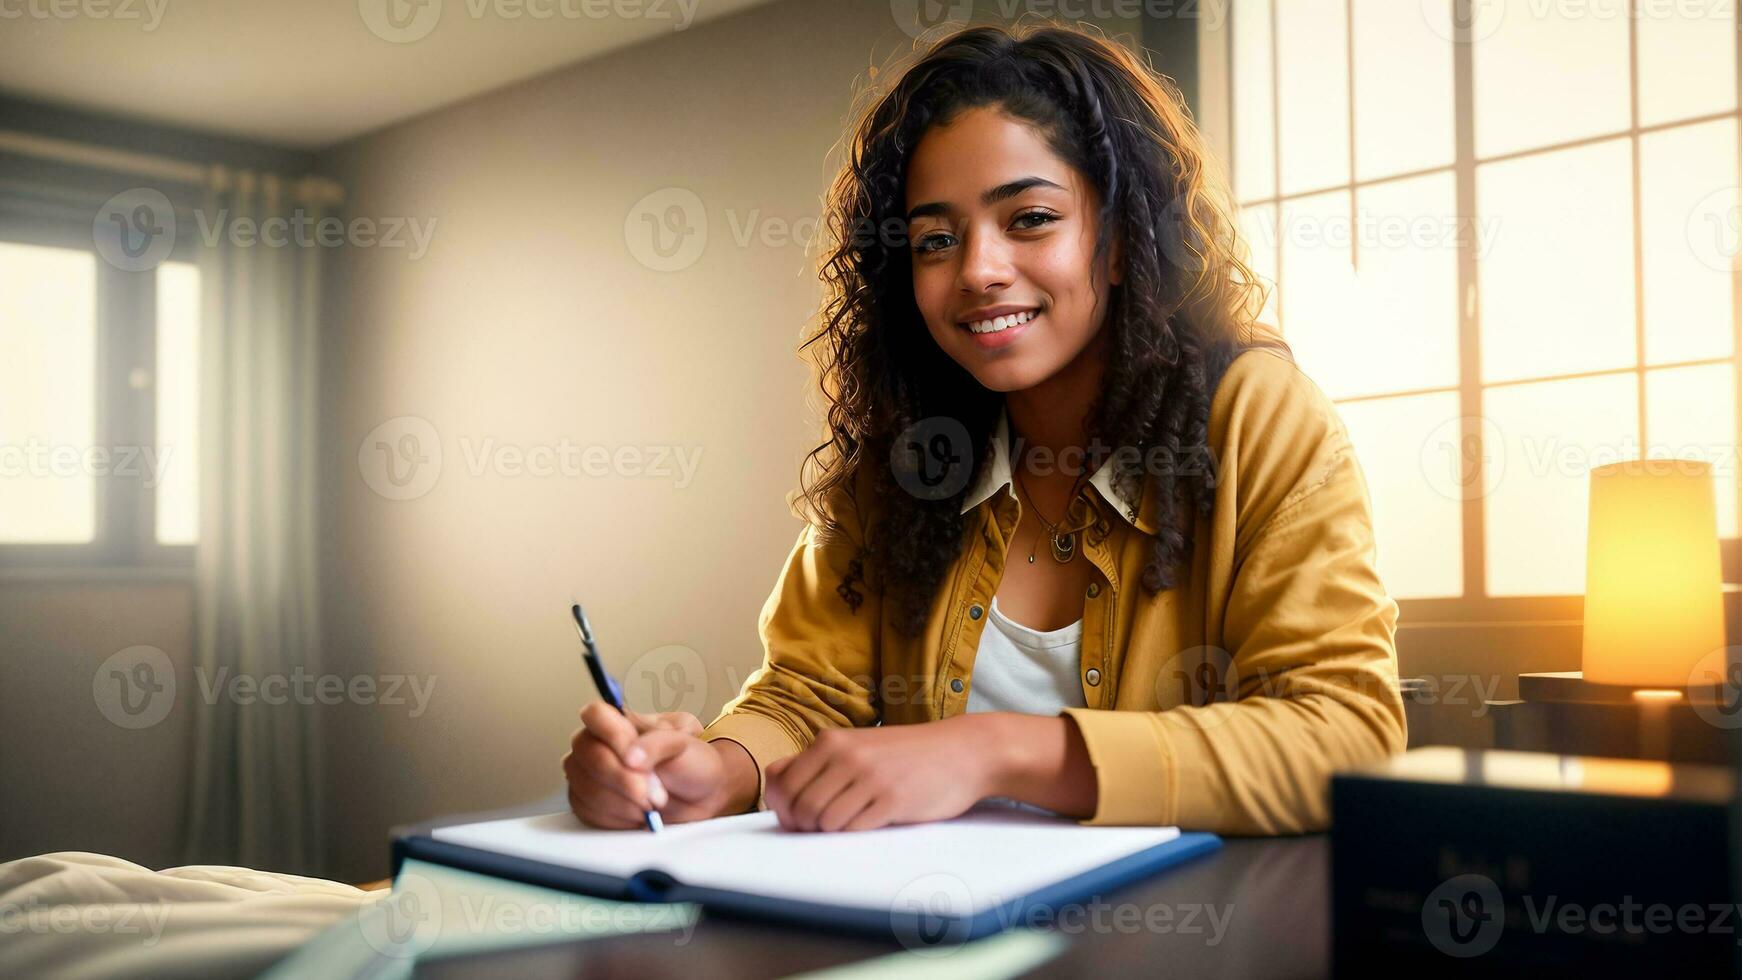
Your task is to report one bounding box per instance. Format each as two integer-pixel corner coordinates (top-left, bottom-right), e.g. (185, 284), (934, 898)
(1331, 747), (1732, 977)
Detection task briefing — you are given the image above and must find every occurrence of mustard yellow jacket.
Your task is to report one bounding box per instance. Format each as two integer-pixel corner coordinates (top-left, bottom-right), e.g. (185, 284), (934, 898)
(700, 338), (1407, 835)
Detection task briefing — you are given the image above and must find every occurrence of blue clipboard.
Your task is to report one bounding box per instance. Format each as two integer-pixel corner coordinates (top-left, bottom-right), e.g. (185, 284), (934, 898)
(392, 821), (1221, 943)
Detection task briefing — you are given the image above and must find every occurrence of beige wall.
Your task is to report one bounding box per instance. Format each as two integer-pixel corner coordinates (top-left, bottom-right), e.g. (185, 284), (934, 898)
(0, 580), (194, 866)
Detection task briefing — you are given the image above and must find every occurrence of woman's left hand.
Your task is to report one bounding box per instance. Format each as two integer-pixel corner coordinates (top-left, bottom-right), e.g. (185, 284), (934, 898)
(763, 716), (1002, 832)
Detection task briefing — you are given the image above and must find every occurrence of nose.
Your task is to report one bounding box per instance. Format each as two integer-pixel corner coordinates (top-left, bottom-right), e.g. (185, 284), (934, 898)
(956, 224), (1014, 296)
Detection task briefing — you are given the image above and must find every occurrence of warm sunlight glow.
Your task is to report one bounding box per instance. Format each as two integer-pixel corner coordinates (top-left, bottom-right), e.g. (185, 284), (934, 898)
(1637, 4), (1738, 127)
(1473, 0), (1630, 159)
(1646, 364), (1738, 537)
(1232, 0), (1276, 203)
(1337, 393), (1464, 598)
(1640, 119), (1737, 365)
(1298, 175), (1462, 400)
(1477, 139), (1637, 384)
(1237, 204), (1280, 327)
(1351, 0), (1454, 181)
(1484, 375), (1639, 596)
(155, 261), (200, 546)
(1275, 0), (1348, 195)
(1229, 0), (1737, 603)
(0, 242), (95, 544)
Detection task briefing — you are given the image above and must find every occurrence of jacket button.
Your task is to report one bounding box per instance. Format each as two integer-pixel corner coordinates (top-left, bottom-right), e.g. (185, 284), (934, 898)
(968, 604), (984, 621)
(1086, 582), (1100, 599)
(1085, 668), (1101, 686)
(951, 678), (964, 693)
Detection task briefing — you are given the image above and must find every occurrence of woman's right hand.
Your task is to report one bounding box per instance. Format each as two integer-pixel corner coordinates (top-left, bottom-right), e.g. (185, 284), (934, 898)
(562, 703), (732, 829)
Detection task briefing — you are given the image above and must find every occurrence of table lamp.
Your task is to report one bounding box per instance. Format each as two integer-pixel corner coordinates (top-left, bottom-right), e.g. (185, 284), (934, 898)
(1582, 459), (1726, 689)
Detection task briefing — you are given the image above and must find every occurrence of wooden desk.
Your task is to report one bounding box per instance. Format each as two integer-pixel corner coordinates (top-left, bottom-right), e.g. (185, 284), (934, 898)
(399, 797), (1329, 979)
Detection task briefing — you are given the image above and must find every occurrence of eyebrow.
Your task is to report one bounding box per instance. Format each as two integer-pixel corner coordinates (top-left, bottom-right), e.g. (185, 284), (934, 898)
(905, 176), (1067, 221)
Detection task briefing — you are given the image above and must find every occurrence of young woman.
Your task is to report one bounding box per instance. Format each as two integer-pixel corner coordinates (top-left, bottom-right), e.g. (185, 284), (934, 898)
(563, 23), (1406, 836)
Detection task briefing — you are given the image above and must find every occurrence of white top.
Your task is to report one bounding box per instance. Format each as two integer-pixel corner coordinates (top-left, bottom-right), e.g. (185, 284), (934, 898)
(965, 597), (1087, 716)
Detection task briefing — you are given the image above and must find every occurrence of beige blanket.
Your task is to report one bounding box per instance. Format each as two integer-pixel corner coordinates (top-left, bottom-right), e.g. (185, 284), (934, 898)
(0, 852), (381, 980)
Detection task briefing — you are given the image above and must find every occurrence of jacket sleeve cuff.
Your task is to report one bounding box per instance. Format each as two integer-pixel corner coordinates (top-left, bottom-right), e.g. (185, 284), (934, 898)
(701, 712), (804, 813)
(1061, 707), (1182, 827)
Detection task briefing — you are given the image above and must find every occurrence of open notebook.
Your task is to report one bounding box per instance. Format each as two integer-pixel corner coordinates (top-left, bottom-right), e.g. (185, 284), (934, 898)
(395, 801), (1221, 942)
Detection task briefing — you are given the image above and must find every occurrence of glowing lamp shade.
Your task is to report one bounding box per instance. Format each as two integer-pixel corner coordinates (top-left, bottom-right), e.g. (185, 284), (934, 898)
(1581, 460), (1725, 687)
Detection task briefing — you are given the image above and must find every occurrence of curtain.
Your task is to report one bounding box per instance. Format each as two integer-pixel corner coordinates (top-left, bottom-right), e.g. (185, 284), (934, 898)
(183, 167), (329, 874)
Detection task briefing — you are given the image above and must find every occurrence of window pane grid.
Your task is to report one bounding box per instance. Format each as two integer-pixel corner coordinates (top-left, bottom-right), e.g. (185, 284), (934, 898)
(1236, 109), (1739, 215)
(1235, 161), (1458, 211)
(1480, 357), (1734, 391)
(0, 219), (201, 562)
(1336, 385), (1459, 406)
(1235, 110), (1737, 218)
(1230, 0), (1742, 602)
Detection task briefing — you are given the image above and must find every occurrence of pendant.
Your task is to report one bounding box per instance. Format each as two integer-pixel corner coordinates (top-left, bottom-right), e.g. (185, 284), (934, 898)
(1050, 530), (1076, 564)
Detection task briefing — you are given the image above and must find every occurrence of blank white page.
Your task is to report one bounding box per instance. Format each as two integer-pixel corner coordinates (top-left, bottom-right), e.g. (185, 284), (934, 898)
(433, 809), (777, 881)
(433, 802), (1181, 915)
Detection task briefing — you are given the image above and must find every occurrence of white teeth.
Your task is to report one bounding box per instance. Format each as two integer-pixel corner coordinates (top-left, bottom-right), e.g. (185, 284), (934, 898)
(966, 309), (1037, 334)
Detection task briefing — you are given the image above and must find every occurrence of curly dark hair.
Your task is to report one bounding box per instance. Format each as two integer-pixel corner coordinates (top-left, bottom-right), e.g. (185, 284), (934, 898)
(800, 21), (1287, 636)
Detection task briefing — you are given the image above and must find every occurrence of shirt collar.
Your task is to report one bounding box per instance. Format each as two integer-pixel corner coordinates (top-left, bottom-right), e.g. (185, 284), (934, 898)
(958, 407), (1147, 530)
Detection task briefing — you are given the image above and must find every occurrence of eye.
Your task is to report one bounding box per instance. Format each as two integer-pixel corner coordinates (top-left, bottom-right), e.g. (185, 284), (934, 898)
(914, 231), (953, 255)
(912, 210), (1059, 257)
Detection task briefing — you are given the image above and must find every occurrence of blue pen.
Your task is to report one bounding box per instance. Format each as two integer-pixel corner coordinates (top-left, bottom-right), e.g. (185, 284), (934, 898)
(572, 604), (664, 833)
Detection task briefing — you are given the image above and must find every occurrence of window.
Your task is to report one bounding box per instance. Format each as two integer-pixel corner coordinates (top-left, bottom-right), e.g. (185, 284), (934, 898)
(1224, 0), (1739, 605)
(0, 208), (201, 566)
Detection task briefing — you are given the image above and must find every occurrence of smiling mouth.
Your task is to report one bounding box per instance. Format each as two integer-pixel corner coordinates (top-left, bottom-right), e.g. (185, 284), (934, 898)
(960, 308), (1040, 335)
